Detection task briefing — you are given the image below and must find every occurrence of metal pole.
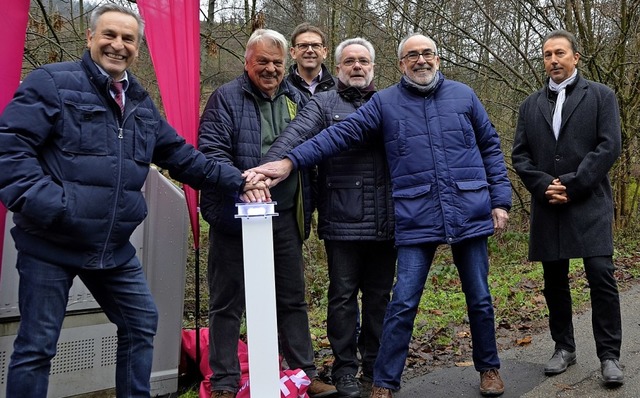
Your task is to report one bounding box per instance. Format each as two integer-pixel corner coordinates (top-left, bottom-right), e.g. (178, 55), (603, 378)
(236, 202), (280, 398)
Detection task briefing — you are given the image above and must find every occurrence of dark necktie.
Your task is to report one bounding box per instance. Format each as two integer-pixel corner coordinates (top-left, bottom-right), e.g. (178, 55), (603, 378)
(111, 81), (125, 115)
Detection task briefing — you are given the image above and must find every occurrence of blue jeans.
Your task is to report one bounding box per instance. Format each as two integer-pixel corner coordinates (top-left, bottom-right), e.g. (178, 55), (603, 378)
(6, 253), (158, 398)
(373, 237), (500, 391)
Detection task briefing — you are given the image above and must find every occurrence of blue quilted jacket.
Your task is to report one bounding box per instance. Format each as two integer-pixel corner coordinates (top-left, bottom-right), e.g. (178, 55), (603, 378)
(287, 73), (512, 246)
(0, 51), (243, 268)
(198, 73), (313, 238)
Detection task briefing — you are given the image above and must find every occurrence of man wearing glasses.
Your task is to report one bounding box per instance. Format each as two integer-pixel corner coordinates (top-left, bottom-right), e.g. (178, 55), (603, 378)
(287, 23), (337, 98)
(262, 38), (396, 397)
(248, 32), (511, 398)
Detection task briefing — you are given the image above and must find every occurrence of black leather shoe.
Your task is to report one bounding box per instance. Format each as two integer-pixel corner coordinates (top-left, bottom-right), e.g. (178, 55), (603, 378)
(335, 374), (361, 397)
(544, 348), (576, 375)
(601, 359), (624, 387)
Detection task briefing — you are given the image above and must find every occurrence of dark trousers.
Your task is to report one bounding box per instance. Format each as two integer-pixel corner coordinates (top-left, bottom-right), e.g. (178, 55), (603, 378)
(207, 209), (316, 392)
(325, 240), (397, 379)
(542, 256), (622, 360)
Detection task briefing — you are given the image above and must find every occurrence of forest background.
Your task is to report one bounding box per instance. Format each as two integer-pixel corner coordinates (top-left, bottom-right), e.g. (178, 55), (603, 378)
(16, 0), (640, 393)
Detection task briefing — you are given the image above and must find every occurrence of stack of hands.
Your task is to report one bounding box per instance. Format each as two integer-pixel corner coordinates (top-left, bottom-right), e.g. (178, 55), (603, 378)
(240, 159), (294, 203)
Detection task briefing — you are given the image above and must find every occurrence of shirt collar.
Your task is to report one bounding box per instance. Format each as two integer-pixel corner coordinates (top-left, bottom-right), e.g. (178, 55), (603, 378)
(94, 63), (130, 92)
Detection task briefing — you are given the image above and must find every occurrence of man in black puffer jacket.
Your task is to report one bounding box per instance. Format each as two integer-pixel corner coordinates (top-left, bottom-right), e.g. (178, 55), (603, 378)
(263, 37), (396, 398)
(286, 23), (337, 98)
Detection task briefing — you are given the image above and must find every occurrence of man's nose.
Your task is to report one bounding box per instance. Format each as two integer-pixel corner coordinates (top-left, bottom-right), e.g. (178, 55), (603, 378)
(111, 37), (124, 50)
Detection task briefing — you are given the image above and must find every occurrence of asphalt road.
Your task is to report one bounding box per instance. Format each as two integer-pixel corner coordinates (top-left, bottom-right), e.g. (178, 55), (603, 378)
(395, 283), (640, 397)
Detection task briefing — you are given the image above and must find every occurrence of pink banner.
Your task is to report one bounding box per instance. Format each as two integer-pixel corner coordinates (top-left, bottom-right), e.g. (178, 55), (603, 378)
(138, 0), (201, 248)
(0, 0), (31, 275)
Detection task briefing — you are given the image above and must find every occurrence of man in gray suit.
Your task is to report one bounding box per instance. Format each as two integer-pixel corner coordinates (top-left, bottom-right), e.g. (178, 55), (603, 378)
(512, 29), (623, 387)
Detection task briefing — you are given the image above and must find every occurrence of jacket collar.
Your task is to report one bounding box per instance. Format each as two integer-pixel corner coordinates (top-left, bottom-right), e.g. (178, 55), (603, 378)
(337, 80), (376, 104)
(287, 63), (335, 86)
(80, 50), (147, 103)
(400, 71), (444, 96)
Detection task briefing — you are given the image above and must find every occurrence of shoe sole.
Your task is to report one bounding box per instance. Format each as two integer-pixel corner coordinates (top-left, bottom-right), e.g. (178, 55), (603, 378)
(309, 391), (339, 398)
(480, 391), (505, 397)
(544, 358), (577, 375)
(336, 389), (361, 398)
(604, 379), (624, 388)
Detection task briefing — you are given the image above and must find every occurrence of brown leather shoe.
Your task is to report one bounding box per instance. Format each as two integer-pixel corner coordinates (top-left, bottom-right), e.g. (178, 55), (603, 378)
(480, 369), (505, 396)
(210, 391), (235, 398)
(370, 386), (393, 398)
(308, 377), (338, 397)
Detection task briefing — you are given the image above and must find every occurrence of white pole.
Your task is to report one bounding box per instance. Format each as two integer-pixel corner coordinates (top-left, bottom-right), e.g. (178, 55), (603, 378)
(236, 203), (280, 398)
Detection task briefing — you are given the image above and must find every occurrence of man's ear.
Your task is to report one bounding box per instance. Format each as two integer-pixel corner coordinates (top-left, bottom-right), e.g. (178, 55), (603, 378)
(86, 29), (93, 48)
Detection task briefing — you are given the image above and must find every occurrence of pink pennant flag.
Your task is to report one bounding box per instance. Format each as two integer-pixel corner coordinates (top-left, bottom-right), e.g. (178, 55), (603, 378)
(138, 0), (201, 247)
(0, 0), (31, 276)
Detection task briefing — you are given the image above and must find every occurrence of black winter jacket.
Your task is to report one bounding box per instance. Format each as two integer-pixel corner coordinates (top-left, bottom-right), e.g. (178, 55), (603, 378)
(263, 86), (394, 241)
(286, 64), (337, 99)
(0, 51), (244, 268)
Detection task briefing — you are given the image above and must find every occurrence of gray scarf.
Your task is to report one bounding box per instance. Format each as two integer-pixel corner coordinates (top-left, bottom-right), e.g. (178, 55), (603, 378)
(402, 72), (441, 95)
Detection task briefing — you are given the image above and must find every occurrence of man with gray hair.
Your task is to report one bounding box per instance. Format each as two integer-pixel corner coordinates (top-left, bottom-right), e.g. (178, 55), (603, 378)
(248, 32), (511, 398)
(198, 29), (337, 398)
(0, 4), (270, 398)
(261, 37), (396, 397)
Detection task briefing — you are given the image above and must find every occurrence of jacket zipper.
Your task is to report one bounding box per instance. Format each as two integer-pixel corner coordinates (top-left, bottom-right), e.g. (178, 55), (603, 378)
(98, 105), (136, 267)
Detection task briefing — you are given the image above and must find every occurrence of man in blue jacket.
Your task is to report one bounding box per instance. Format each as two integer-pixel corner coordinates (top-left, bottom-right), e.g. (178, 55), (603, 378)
(0, 4), (267, 398)
(263, 37), (396, 397)
(249, 33), (511, 398)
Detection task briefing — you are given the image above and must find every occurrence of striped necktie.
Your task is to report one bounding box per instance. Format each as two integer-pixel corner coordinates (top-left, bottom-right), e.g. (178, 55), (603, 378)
(111, 81), (125, 115)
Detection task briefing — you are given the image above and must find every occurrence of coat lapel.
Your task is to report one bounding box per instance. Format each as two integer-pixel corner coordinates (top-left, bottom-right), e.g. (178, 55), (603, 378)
(535, 88), (553, 136)
(558, 76), (587, 135)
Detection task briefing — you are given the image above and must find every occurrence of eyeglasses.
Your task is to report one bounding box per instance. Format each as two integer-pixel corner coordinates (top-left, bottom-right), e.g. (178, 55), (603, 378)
(294, 42), (324, 51)
(342, 58), (371, 67)
(401, 50), (437, 62)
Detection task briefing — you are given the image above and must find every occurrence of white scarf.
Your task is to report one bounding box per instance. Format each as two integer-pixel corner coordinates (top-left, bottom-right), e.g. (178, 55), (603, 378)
(548, 69), (577, 139)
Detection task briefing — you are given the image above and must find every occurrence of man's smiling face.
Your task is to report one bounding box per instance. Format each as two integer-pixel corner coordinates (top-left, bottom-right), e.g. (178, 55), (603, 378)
(86, 11), (140, 80)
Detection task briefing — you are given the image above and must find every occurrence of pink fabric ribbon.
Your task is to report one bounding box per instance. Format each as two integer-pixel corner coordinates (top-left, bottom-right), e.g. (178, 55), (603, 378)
(0, 0), (31, 278)
(138, 0), (201, 247)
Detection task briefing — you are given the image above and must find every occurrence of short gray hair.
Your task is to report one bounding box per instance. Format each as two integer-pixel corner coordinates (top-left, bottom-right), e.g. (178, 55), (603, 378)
(334, 37), (375, 64)
(89, 4), (145, 43)
(397, 32), (438, 60)
(245, 29), (288, 59)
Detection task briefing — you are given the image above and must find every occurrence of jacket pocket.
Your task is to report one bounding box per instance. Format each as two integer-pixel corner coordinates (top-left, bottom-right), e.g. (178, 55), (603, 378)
(454, 180), (491, 223)
(457, 114), (475, 148)
(326, 175), (364, 222)
(133, 115), (158, 164)
(61, 101), (108, 155)
(392, 184), (438, 231)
